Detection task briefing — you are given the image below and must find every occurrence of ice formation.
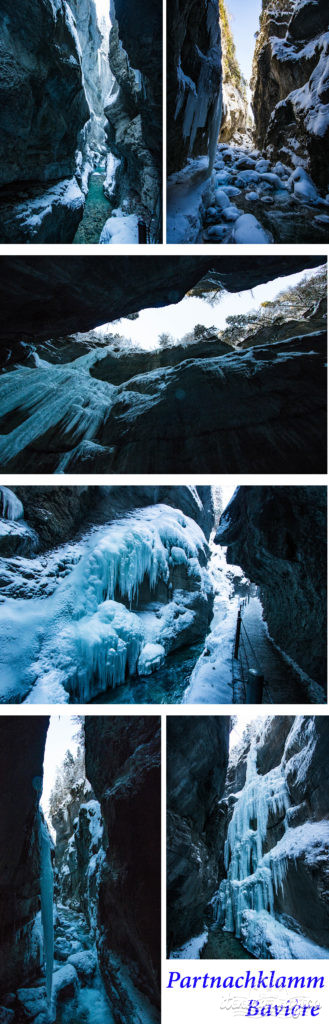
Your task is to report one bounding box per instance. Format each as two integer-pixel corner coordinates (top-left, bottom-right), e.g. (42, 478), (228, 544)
(39, 814), (54, 1009)
(0, 486), (23, 520)
(213, 739), (290, 938)
(213, 721), (329, 958)
(0, 504), (210, 703)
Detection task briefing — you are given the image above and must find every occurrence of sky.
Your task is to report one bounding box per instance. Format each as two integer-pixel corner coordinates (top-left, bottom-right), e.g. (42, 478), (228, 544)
(225, 0), (263, 83)
(41, 716), (81, 824)
(230, 712), (265, 748)
(97, 268), (319, 351)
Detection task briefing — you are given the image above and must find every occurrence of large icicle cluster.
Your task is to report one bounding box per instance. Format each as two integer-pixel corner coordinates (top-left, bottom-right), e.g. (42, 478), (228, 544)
(0, 504), (211, 703)
(0, 486), (23, 520)
(213, 739), (290, 938)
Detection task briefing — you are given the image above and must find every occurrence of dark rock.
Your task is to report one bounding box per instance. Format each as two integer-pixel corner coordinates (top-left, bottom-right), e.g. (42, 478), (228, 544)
(0, 256), (322, 353)
(216, 486), (327, 687)
(167, 716), (230, 951)
(105, 0), (162, 238)
(84, 717), (161, 1020)
(167, 0), (222, 173)
(0, 717), (49, 994)
(0, 0), (89, 189)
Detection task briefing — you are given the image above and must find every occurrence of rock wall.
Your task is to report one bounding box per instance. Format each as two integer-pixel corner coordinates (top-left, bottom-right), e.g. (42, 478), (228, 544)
(84, 717), (161, 1022)
(219, 0), (249, 143)
(0, 0), (89, 188)
(9, 485), (214, 551)
(105, 0), (162, 238)
(167, 0), (223, 173)
(216, 486), (327, 689)
(252, 0), (329, 190)
(0, 255), (322, 352)
(167, 716), (230, 951)
(0, 717), (49, 995)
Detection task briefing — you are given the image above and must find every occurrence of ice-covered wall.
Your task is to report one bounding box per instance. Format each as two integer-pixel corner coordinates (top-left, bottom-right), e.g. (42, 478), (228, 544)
(0, 501), (213, 703)
(213, 716), (329, 958)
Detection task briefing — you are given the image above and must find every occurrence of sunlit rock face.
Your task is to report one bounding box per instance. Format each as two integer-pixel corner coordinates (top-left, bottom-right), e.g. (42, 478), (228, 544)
(213, 716), (329, 958)
(84, 717), (161, 1023)
(105, 0), (162, 238)
(167, 0), (223, 173)
(252, 0), (329, 190)
(167, 716), (230, 952)
(215, 486), (327, 688)
(0, 717), (49, 993)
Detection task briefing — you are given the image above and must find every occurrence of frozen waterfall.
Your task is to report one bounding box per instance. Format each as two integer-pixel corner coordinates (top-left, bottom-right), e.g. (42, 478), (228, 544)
(212, 739), (290, 939)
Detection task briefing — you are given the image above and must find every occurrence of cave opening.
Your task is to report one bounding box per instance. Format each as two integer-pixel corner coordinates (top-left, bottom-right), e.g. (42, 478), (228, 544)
(36, 715), (114, 1024)
(0, 261), (325, 476)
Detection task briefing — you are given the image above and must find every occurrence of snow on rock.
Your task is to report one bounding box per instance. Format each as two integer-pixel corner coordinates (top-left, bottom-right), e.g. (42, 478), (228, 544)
(241, 909), (329, 960)
(232, 213), (273, 244)
(137, 643), (165, 676)
(0, 504), (211, 703)
(67, 949), (97, 982)
(1, 178), (85, 244)
(171, 930), (208, 959)
(288, 166), (320, 202)
(99, 211), (139, 244)
(52, 964), (79, 1005)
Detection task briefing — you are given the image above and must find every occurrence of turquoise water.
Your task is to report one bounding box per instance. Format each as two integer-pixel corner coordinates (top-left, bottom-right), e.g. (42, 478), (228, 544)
(90, 640), (206, 704)
(74, 170), (111, 244)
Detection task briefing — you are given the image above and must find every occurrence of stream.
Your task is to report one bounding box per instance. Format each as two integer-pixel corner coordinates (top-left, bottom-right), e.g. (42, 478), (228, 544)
(73, 169), (111, 244)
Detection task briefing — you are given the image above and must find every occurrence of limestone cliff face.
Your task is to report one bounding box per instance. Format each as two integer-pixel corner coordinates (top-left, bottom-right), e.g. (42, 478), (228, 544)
(219, 0), (249, 143)
(0, 717), (49, 994)
(216, 486), (327, 689)
(85, 717), (161, 1022)
(167, 716), (230, 951)
(105, 0), (162, 238)
(167, 0), (223, 173)
(0, 0), (89, 187)
(252, 0), (329, 190)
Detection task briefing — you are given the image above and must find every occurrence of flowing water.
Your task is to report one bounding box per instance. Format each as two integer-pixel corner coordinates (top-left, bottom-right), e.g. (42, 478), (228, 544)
(73, 169), (111, 244)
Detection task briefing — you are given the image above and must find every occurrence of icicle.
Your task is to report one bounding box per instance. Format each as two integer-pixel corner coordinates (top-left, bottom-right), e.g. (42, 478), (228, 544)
(0, 486), (24, 521)
(39, 813), (54, 1010)
(213, 738), (290, 938)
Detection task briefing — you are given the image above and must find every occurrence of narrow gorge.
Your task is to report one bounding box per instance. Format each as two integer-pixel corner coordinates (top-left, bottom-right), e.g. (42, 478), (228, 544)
(167, 716), (329, 959)
(0, 255), (325, 474)
(0, 484), (326, 705)
(0, 715), (160, 1024)
(167, 0), (329, 242)
(0, 0), (162, 242)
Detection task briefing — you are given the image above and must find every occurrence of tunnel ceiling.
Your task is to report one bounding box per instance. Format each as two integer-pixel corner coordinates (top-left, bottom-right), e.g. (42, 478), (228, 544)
(0, 256), (324, 347)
